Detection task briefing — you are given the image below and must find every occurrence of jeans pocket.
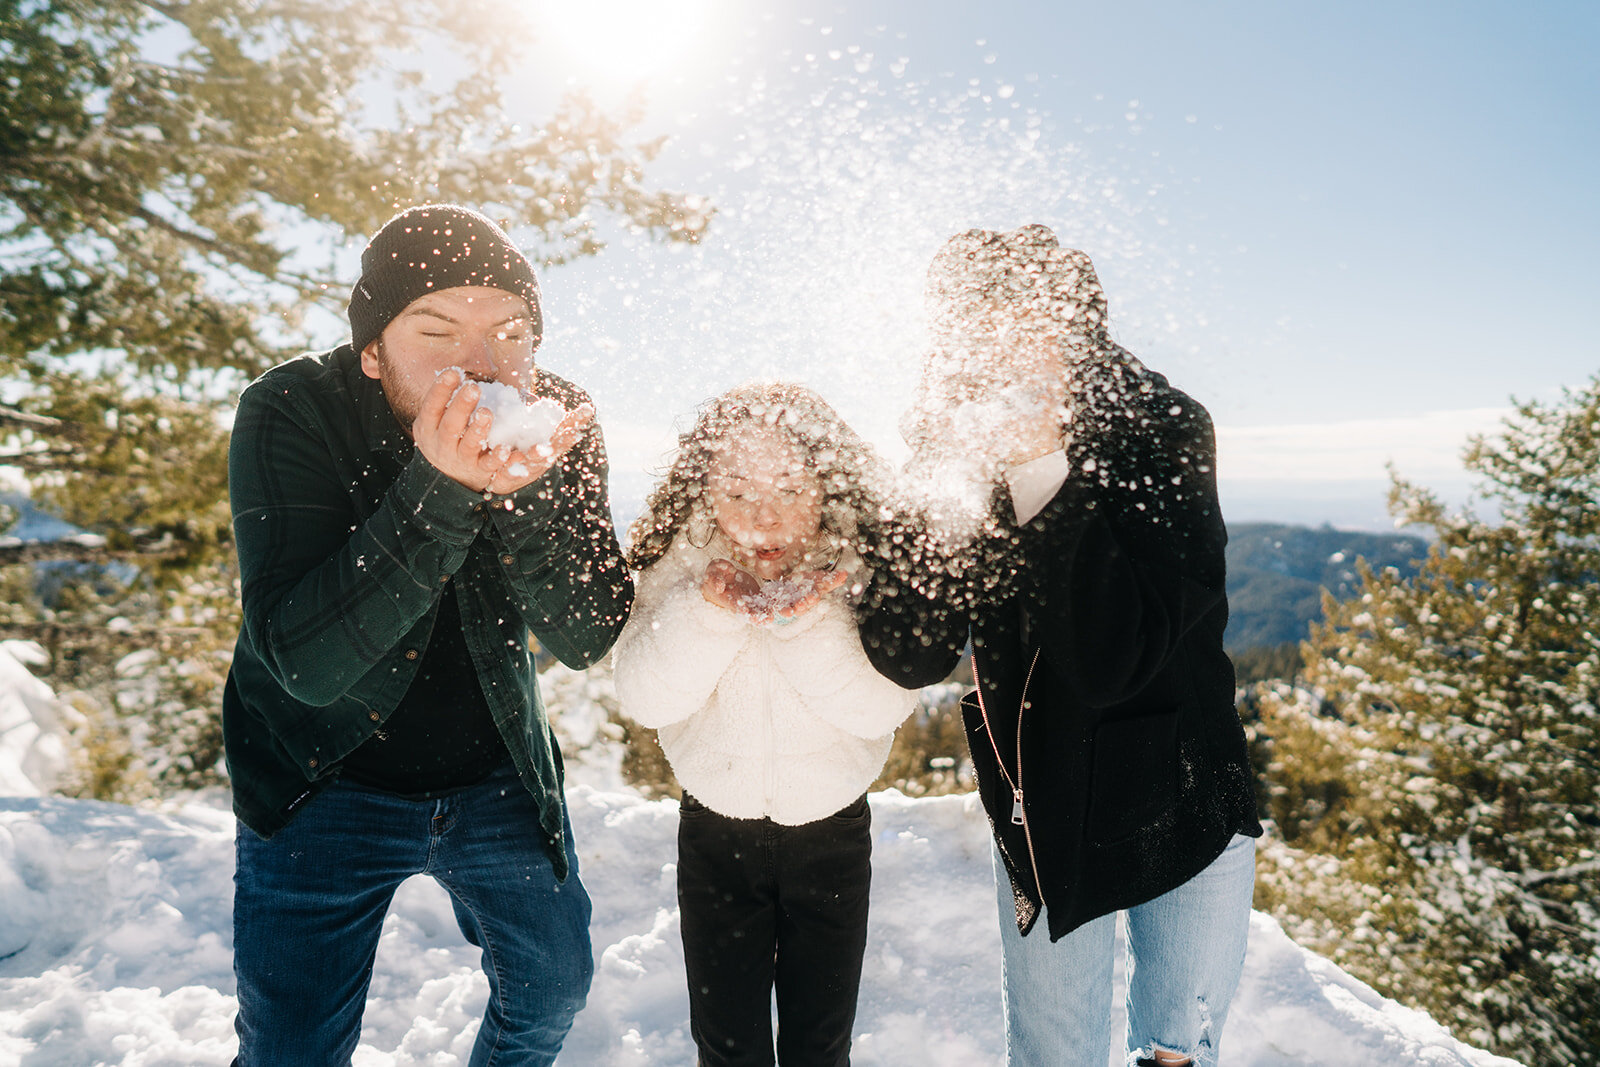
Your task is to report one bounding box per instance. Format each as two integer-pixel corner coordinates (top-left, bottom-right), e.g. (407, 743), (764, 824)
(1086, 708), (1180, 843)
(678, 792), (713, 819)
(826, 793), (871, 824)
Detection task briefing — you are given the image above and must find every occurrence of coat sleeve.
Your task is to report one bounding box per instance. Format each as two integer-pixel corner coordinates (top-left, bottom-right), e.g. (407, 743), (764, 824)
(231, 379), (485, 709)
(1006, 382), (1228, 708)
(852, 507), (971, 689)
(768, 594), (917, 739)
(612, 550), (753, 730)
(486, 420), (635, 669)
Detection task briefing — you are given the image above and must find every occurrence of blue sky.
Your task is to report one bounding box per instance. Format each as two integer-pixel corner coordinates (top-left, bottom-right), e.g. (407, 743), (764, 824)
(497, 0), (1597, 529)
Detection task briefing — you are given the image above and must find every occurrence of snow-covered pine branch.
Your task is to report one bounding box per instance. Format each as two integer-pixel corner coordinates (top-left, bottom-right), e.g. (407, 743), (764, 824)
(1520, 859), (1600, 889)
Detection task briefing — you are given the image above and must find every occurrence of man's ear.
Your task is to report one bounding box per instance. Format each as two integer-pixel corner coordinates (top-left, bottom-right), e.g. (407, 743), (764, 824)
(360, 338), (383, 380)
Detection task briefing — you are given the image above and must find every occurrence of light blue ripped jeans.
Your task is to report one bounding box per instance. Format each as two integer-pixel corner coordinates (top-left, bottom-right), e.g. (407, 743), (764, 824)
(996, 833), (1256, 1067)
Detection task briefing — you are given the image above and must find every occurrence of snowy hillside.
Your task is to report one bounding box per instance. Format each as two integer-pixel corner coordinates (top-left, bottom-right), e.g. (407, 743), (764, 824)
(0, 660), (1523, 1065)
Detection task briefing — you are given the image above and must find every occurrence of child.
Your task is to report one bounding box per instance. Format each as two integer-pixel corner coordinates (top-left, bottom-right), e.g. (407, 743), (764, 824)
(612, 381), (918, 1067)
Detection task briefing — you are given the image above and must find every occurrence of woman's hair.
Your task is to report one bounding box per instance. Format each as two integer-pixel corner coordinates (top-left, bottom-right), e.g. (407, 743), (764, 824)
(903, 224), (1112, 459)
(626, 381), (888, 572)
(922, 224), (1107, 349)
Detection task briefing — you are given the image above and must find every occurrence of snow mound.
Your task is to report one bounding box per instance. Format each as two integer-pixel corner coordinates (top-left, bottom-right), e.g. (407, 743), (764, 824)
(0, 640), (70, 796)
(0, 788), (1522, 1065)
(474, 382), (565, 453)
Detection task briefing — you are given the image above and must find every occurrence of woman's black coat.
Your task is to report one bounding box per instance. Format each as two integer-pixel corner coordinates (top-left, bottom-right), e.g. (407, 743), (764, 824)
(861, 349), (1263, 941)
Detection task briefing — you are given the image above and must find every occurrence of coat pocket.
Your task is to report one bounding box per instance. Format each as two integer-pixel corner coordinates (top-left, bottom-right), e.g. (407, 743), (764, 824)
(959, 691), (1008, 813)
(1086, 707), (1181, 844)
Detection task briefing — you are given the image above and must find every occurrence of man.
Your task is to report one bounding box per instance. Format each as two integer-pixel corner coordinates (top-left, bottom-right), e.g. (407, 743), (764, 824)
(222, 203), (633, 1065)
(864, 225), (1262, 1067)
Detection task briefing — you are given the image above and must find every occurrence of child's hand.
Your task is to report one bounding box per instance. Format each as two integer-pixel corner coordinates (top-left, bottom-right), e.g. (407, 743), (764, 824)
(771, 569), (848, 620)
(702, 559), (761, 613)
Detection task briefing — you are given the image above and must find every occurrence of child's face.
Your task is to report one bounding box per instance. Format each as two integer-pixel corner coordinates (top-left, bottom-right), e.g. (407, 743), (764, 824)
(706, 426), (825, 581)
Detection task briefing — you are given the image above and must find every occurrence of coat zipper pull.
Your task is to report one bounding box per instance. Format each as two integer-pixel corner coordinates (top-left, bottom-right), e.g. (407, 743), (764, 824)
(1010, 789), (1025, 826)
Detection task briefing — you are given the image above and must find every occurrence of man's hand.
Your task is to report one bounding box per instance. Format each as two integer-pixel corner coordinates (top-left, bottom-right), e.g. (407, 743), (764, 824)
(412, 370), (593, 494)
(481, 402), (595, 496)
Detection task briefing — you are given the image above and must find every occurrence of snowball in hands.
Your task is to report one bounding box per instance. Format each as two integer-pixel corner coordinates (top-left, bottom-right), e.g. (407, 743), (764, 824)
(464, 379), (566, 453)
(745, 576), (814, 616)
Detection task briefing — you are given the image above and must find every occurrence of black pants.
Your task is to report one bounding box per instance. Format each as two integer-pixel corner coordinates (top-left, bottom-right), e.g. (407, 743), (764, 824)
(676, 792), (873, 1067)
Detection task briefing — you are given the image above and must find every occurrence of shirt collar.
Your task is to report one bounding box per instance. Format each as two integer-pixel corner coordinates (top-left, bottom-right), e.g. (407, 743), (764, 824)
(342, 347), (413, 456)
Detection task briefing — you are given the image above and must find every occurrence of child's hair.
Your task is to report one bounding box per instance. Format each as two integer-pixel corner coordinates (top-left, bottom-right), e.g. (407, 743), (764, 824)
(626, 381), (888, 572)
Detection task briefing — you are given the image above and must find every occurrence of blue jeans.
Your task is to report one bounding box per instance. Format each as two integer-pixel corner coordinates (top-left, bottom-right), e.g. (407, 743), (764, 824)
(996, 833), (1256, 1067)
(232, 762), (593, 1066)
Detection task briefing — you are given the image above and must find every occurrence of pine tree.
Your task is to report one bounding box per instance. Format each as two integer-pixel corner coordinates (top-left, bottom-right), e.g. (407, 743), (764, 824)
(2, 0), (709, 384)
(1255, 379), (1600, 1064)
(1, 0), (711, 792)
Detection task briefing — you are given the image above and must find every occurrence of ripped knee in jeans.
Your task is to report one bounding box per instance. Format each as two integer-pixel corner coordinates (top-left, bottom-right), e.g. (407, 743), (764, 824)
(1132, 993), (1216, 1066)
(1140, 1048), (1193, 1067)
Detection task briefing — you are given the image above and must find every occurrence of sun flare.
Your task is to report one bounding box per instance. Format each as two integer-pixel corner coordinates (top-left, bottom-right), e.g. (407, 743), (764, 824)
(533, 0), (719, 84)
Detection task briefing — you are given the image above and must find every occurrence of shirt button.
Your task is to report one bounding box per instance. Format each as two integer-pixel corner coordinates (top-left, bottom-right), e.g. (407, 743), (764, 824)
(501, 554), (515, 566)
(439, 574), (450, 583)
(369, 711), (381, 722)
(404, 648), (419, 660)
(307, 758), (319, 770)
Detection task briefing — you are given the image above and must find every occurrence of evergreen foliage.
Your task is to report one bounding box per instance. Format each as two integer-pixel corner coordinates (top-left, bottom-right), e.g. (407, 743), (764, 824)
(871, 681), (974, 797)
(1, 0), (709, 387)
(1229, 640), (1303, 687)
(1253, 380), (1600, 1065)
(1, 0), (710, 793)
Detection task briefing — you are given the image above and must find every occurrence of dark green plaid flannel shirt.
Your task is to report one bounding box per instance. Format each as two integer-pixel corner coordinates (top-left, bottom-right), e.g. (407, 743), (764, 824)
(222, 346), (633, 878)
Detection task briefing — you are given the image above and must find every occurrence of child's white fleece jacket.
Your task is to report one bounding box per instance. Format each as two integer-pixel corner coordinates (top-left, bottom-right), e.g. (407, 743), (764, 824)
(612, 534), (916, 825)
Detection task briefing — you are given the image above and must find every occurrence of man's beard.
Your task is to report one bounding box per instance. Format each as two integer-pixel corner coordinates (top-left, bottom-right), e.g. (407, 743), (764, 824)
(375, 360), (425, 434)
(373, 349), (494, 436)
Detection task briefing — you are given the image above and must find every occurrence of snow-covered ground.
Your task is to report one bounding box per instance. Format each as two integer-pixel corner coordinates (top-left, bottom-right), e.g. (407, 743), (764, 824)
(0, 659), (1522, 1066)
(0, 641), (70, 797)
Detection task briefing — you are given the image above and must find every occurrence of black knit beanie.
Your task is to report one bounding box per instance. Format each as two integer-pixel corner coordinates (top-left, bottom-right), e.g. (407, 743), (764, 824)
(347, 204), (543, 355)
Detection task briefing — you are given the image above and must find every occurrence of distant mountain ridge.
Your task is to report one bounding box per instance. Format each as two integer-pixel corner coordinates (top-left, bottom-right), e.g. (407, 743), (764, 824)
(1224, 521), (1428, 652)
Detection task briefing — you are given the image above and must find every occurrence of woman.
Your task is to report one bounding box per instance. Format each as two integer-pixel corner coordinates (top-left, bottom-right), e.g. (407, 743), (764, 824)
(864, 225), (1263, 1067)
